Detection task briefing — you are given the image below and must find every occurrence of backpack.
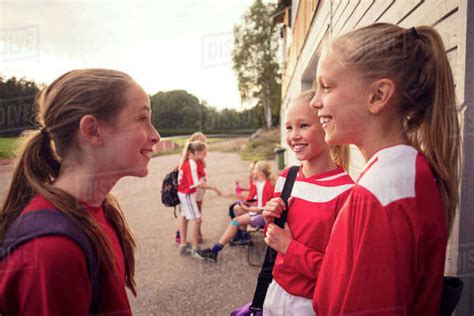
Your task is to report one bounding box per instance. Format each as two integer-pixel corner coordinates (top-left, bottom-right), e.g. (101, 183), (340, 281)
(161, 168), (180, 217)
(0, 209), (100, 314)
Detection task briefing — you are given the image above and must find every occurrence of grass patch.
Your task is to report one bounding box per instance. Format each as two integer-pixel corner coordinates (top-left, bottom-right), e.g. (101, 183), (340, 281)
(239, 129), (280, 161)
(0, 138), (19, 159)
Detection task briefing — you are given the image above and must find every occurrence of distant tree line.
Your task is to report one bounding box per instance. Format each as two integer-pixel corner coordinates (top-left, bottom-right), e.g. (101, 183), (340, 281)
(151, 89), (262, 136)
(0, 76), (262, 137)
(0, 76), (40, 137)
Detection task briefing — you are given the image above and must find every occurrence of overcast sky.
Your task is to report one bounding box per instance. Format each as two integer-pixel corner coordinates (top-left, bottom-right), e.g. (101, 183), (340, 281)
(0, 0), (256, 110)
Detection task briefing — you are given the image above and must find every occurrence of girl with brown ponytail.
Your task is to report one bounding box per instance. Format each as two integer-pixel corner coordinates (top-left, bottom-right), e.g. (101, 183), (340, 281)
(309, 23), (461, 315)
(0, 69), (160, 315)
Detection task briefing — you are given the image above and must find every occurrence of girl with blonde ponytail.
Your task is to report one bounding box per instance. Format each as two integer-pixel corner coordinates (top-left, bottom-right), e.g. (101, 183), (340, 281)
(309, 23), (460, 315)
(0, 69), (160, 315)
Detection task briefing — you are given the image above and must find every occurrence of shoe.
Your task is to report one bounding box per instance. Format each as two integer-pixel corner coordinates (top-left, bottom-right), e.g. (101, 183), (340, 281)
(229, 236), (243, 246)
(198, 248), (218, 262)
(179, 244), (191, 256)
(175, 230), (181, 244)
(230, 239), (253, 247)
(191, 248), (205, 260)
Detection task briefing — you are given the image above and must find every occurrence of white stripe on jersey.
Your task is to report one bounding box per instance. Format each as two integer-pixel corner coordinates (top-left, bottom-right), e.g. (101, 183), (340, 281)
(358, 145), (417, 206)
(275, 175), (354, 203)
(318, 171), (349, 181)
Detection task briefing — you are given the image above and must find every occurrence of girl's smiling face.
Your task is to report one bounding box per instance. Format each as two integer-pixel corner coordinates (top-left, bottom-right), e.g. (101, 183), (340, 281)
(101, 83), (160, 178)
(310, 49), (370, 146)
(285, 99), (328, 162)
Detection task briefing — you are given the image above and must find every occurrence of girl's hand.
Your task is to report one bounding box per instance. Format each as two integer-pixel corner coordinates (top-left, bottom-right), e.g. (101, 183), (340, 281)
(214, 187), (222, 196)
(262, 197), (290, 224)
(264, 223), (293, 254)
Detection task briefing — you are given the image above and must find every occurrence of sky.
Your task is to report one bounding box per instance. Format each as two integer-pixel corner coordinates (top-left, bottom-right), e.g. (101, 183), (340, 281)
(0, 0), (256, 110)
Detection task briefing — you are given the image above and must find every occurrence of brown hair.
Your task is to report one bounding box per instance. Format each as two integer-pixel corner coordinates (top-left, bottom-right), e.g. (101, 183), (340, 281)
(179, 140), (208, 169)
(0, 69), (138, 295)
(330, 23), (460, 233)
(296, 90), (351, 171)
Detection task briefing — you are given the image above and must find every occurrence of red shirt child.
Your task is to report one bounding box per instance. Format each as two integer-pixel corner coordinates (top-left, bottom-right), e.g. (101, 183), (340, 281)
(0, 195), (131, 316)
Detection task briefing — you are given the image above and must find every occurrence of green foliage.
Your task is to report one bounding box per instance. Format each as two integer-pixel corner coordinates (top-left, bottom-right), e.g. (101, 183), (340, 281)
(150, 90), (260, 135)
(232, 0), (282, 129)
(0, 76), (40, 137)
(240, 128), (280, 161)
(0, 137), (18, 159)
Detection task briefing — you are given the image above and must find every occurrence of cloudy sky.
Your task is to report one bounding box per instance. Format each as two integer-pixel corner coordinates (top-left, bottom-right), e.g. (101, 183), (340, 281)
(0, 0), (256, 110)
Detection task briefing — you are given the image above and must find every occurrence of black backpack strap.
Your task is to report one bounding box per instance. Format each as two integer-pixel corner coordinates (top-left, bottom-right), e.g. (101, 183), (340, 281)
(0, 209), (100, 315)
(250, 165), (299, 314)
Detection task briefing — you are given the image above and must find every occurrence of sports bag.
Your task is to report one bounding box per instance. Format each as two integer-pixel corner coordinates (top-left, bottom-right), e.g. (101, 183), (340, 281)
(161, 168), (180, 217)
(0, 209), (100, 314)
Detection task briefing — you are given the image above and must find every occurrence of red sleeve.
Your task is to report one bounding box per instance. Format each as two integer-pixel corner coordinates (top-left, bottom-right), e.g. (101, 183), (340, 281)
(314, 187), (417, 315)
(283, 239), (323, 280)
(245, 182), (257, 201)
(0, 236), (91, 316)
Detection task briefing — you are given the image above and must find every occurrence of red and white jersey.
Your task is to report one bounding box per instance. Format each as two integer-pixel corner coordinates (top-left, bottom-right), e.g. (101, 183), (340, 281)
(178, 159), (199, 194)
(272, 166), (354, 299)
(196, 159), (206, 180)
(313, 145), (448, 315)
(247, 179), (273, 206)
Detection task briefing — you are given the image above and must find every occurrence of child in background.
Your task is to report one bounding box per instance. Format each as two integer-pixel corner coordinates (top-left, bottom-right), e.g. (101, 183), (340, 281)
(177, 141), (221, 259)
(198, 161), (274, 261)
(175, 132), (207, 244)
(261, 90), (353, 315)
(0, 69), (160, 315)
(310, 23), (460, 315)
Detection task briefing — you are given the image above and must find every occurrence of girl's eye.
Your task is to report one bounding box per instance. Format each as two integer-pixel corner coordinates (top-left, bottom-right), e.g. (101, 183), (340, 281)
(285, 126), (293, 131)
(300, 123), (310, 128)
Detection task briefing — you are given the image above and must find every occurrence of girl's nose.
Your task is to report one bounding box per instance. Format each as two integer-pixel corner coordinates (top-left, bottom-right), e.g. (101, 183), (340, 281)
(150, 127), (160, 144)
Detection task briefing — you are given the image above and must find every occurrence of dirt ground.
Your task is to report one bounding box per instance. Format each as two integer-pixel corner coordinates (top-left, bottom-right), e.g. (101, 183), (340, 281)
(0, 151), (277, 315)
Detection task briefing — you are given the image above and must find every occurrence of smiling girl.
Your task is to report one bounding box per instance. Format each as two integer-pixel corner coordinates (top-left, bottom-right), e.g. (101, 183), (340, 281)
(261, 91), (353, 315)
(310, 23), (460, 315)
(0, 69), (160, 315)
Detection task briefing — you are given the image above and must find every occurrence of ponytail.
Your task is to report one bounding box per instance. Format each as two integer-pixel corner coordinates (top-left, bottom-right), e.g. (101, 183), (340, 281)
(0, 69), (139, 295)
(408, 26), (460, 234)
(179, 140), (207, 170)
(330, 144), (351, 171)
(332, 23), (461, 234)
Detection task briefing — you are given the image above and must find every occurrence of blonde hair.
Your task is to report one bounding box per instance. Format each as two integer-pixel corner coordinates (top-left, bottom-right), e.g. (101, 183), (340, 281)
(254, 160), (273, 182)
(189, 132), (207, 143)
(0, 69), (138, 295)
(179, 140), (207, 169)
(295, 90), (351, 171)
(330, 23), (460, 233)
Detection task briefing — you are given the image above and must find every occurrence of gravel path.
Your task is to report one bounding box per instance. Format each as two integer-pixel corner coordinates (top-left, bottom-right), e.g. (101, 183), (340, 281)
(0, 151), (277, 315)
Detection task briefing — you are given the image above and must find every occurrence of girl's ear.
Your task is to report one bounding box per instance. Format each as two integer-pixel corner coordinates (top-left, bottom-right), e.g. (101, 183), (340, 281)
(79, 115), (103, 146)
(367, 78), (396, 114)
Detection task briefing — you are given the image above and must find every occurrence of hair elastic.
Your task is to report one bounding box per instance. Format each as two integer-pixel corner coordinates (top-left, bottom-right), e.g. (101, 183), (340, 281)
(409, 26), (420, 39)
(40, 127), (50, 138)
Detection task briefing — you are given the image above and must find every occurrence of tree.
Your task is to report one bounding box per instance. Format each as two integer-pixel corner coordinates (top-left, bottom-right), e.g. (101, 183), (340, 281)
(232, 0), (281, 129)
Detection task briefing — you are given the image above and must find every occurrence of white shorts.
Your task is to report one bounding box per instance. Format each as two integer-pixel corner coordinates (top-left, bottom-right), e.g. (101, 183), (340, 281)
(263, 280), (316, 316)
(177, 192), (201, 220)
(195, 188), (206, 202)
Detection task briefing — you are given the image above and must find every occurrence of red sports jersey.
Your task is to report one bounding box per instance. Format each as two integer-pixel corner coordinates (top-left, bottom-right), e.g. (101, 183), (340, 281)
(245, 180), (256, 200)
(0, 195), (131, 315)
(246, 179), (273, 207)
(313, 145), (448, 315)
(272, 166), (354, 299)
(178, 159), (199, 194)
(196, 159), (206, 180)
